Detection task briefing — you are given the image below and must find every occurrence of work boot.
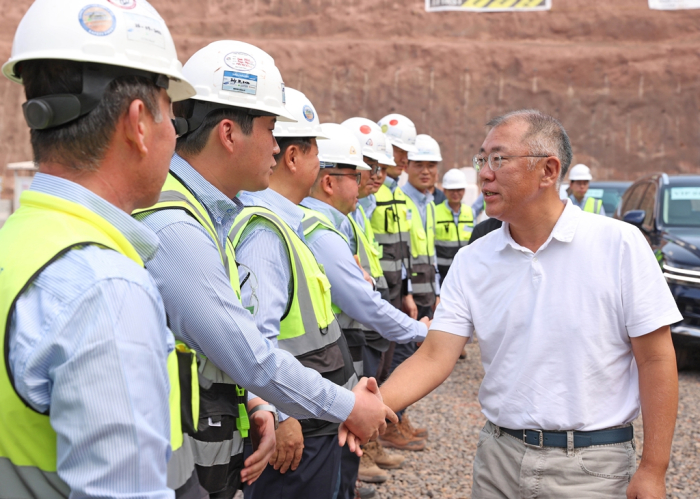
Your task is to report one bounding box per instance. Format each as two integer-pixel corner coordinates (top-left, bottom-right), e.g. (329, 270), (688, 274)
(358, 452), (389, 483)
(378, 421), (425, 451)
(401, 413), (428, 440)
(362, 440), (405, 469)
(355, 481), (377, 499)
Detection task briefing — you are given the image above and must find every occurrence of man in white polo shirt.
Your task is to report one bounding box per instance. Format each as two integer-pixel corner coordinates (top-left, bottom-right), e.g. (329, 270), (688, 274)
(377, 109), (681, 498)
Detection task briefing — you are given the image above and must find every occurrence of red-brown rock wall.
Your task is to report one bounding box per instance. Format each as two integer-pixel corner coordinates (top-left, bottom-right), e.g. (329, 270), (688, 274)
(1, 0), (700, 198)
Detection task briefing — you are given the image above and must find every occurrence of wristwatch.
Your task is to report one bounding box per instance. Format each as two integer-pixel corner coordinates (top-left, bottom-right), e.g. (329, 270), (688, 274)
(248, 404), (279, 430)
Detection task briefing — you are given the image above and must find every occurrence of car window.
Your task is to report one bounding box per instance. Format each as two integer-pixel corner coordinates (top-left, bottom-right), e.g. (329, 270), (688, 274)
(638, 183), (657, 229)
(661, 186), (700, 227)
(620, 183), (649, 215)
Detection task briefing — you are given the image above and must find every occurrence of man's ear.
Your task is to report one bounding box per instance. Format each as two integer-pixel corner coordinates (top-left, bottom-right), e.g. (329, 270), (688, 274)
(284, 144), (298, 174)
(321, 172), (334, 196)
(217, 119), (241, 155)
(123, 99), (149, 156)
(541, 157), (561, 189)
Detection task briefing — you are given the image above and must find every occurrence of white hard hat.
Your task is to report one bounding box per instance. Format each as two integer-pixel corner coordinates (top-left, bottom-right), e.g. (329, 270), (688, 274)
(377, 113), (417, 153)
(569, 163), (593, 181)
(383, 138), (396, 167)
(182, 40), (295, 122)
(408, 134), (442, 162)
(442, 169), (468, 190)
(318, 123), (370, 171)
(341, 117), (396, 166)
(3, 0), (194, 103)
(274, 87), (327, 139)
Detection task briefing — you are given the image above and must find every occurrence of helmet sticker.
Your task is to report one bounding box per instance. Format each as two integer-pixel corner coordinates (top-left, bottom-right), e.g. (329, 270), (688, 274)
(108, 0), (136, 8)
(79, 5), (116, 37)
(389, 119), (399, 126)
(224, 52), (257, 72)
(349, 146), (357, 155)
(302, 105), (315, 122)
(222, 71), (258, 95)
(366, 138), (373, 146)
(360, 125), (371, 134)
(381, 124), (388, 133)
(281, 82), (286, 104)
(125, 13), (165, 48)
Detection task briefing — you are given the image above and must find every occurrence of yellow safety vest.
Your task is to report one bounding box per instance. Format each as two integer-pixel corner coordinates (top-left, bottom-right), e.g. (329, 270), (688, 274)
(0, 190), (197, 498)
(405, 195), (437, 307)
(348, 206), (387, 290)
(434, 201), (474, 271)
(583, 197), (603, 214)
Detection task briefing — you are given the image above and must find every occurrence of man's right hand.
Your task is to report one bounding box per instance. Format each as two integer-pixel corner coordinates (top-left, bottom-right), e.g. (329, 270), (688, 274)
(270, 417), (304, 474)
(402, 294), (418, 319)
(339, 377), (397, 450)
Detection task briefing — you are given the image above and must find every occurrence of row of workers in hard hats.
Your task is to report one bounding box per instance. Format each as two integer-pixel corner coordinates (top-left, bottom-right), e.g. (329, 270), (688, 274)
(0, 1), (475, 499)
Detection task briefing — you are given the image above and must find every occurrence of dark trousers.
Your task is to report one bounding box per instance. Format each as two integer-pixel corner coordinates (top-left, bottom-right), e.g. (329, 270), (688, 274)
(338, 445), (361, 499)
(243, 434), (341, 499)
(362, 344), (383, 379)
(389, 305), (434, 418)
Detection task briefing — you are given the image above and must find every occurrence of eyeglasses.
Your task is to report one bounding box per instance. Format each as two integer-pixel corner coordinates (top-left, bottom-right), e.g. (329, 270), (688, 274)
(367, 164), (381, 176)
(328, 173), (362, 185)
(472, 153), (550, 172)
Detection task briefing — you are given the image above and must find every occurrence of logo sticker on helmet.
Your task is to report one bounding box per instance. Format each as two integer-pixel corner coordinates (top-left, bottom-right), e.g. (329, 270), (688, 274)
(381, 124), (388, 133)
(366, 139), (374, 146)
(360, 125), (371, 134)
(79, 5), (116, 36)
(349, 146), (357, 155)
(302, 105), (315, 122)
(222, 71), (258, 95)
(389, 119), (399, 126)
(281, 82), (286, 104)
(125, 13), (165, 48)
(108, 0), (136, 9)
(224, 52), (257, 72)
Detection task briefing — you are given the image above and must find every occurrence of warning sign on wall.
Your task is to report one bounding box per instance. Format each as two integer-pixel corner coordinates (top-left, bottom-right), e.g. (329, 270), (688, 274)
(425, 0), (551, 13)
(648, 0), (700, 9)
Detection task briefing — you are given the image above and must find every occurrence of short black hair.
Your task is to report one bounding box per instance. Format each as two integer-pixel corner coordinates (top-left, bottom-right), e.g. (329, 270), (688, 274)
(20, 59), (162, 171)
(274, 137), (314, 163)
(173, 100), (256, 157)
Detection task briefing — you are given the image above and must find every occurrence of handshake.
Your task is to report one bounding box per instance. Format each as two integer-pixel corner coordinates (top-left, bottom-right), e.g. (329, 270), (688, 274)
(338, 376), (398, 455)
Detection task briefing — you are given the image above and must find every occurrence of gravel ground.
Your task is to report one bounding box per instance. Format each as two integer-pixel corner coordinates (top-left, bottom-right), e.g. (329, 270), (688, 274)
(235, 341), (700, 498)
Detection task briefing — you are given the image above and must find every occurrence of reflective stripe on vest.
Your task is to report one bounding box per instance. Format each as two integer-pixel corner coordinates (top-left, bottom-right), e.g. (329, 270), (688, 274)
(348, 210), (386, 291)
(0, 191), (196, 498)
(583, 197), (603, 214)
(434, 201), (473, 268)
(134, 172), (248, 494)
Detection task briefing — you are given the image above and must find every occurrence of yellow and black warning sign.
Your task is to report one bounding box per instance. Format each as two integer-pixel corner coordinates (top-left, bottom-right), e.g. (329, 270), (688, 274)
(425, 0), (551, 12)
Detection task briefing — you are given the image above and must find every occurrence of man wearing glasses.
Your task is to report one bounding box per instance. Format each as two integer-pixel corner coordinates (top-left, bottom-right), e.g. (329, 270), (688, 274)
(378, 109), (680, 498)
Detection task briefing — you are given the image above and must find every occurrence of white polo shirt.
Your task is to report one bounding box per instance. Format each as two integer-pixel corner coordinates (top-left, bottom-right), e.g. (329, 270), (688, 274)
(432, 199), (682, 431)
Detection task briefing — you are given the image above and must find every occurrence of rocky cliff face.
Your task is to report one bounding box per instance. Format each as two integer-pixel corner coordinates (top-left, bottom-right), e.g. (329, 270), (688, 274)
(1, 0), (699, 197)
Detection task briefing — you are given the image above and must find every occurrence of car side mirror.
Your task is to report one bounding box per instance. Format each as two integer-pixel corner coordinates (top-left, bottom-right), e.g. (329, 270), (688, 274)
(622, 210), (645, 228)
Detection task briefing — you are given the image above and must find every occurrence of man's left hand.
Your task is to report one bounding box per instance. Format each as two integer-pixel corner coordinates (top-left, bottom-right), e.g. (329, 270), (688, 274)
(626, 465), (666, 499)
(241, 408), (276, 485)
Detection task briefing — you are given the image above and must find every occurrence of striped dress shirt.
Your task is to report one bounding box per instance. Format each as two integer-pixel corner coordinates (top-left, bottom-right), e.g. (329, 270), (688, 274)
(136, 155), (355, 422)
(9, 173), (174, 499)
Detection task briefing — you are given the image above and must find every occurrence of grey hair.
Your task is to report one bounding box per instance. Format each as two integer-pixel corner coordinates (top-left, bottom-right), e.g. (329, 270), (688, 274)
(486, 109), (573, 183)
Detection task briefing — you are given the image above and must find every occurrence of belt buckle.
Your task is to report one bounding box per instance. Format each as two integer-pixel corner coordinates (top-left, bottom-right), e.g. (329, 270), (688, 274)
(523, 429), (544, 448)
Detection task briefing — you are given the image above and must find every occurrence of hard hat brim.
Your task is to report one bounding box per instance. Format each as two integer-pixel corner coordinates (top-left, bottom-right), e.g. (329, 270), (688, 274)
(389, 138), (418, 153)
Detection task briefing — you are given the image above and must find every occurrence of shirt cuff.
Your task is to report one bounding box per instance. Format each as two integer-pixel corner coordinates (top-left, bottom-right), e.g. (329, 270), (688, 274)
(318, 385), (356, 423)
(627, 310), (684, 338)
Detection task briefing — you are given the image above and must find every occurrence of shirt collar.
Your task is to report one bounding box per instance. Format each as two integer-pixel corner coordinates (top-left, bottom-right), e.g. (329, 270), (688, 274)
(494, 199), (579, 253)
(384, 176), (399, 192)
(300, 196), (351, 232)
(402, 181), (433, 206)
(30, 172), (160, 263)
(238, 188), (305, 235)
(169, 153), (242, 230)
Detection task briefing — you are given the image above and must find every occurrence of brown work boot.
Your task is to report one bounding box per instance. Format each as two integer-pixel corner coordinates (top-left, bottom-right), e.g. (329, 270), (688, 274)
(401, 413), (428, 440)
(358, 452), (389, 483)
(378, 421), (425, 451)
(362, 440), (405, 469)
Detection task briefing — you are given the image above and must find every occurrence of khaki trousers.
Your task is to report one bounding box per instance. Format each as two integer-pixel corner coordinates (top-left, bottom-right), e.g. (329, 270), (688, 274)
(472, 421), (636, 499)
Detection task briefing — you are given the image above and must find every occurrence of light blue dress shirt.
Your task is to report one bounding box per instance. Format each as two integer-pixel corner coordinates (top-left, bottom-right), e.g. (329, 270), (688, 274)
(300, 197), (426, 343)
(569, 194), (606, 216)
(10, 173), (174, 499)
(358, 195), (377, 222)
(136, 155), (355, 423)
(472, 193), (484, 218)
(401, 182), (441, 296)
(235, 188), (310, 421)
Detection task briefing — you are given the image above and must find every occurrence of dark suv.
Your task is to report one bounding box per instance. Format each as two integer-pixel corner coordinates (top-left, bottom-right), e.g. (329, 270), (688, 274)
(615, 173), (700, 369)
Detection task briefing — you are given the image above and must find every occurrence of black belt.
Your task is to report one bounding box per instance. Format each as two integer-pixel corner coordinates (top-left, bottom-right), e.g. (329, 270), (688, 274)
(499, 425), (633, 449)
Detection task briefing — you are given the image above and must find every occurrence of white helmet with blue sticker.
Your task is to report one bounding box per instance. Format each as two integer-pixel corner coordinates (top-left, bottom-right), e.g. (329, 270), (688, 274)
(274, 87), (327, 139)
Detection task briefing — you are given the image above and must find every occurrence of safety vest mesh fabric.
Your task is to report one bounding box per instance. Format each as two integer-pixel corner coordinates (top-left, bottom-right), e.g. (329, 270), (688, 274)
(583, 197), (603, 214)
(348, 208), (386, 287)
(434, 201), (474, 269)
(0, 191), (196, 499)
(405, 196), (437, 307)
(134, 172), (248, 496)
(370, 185), (411, 305)
(230, 206), (357, 436)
